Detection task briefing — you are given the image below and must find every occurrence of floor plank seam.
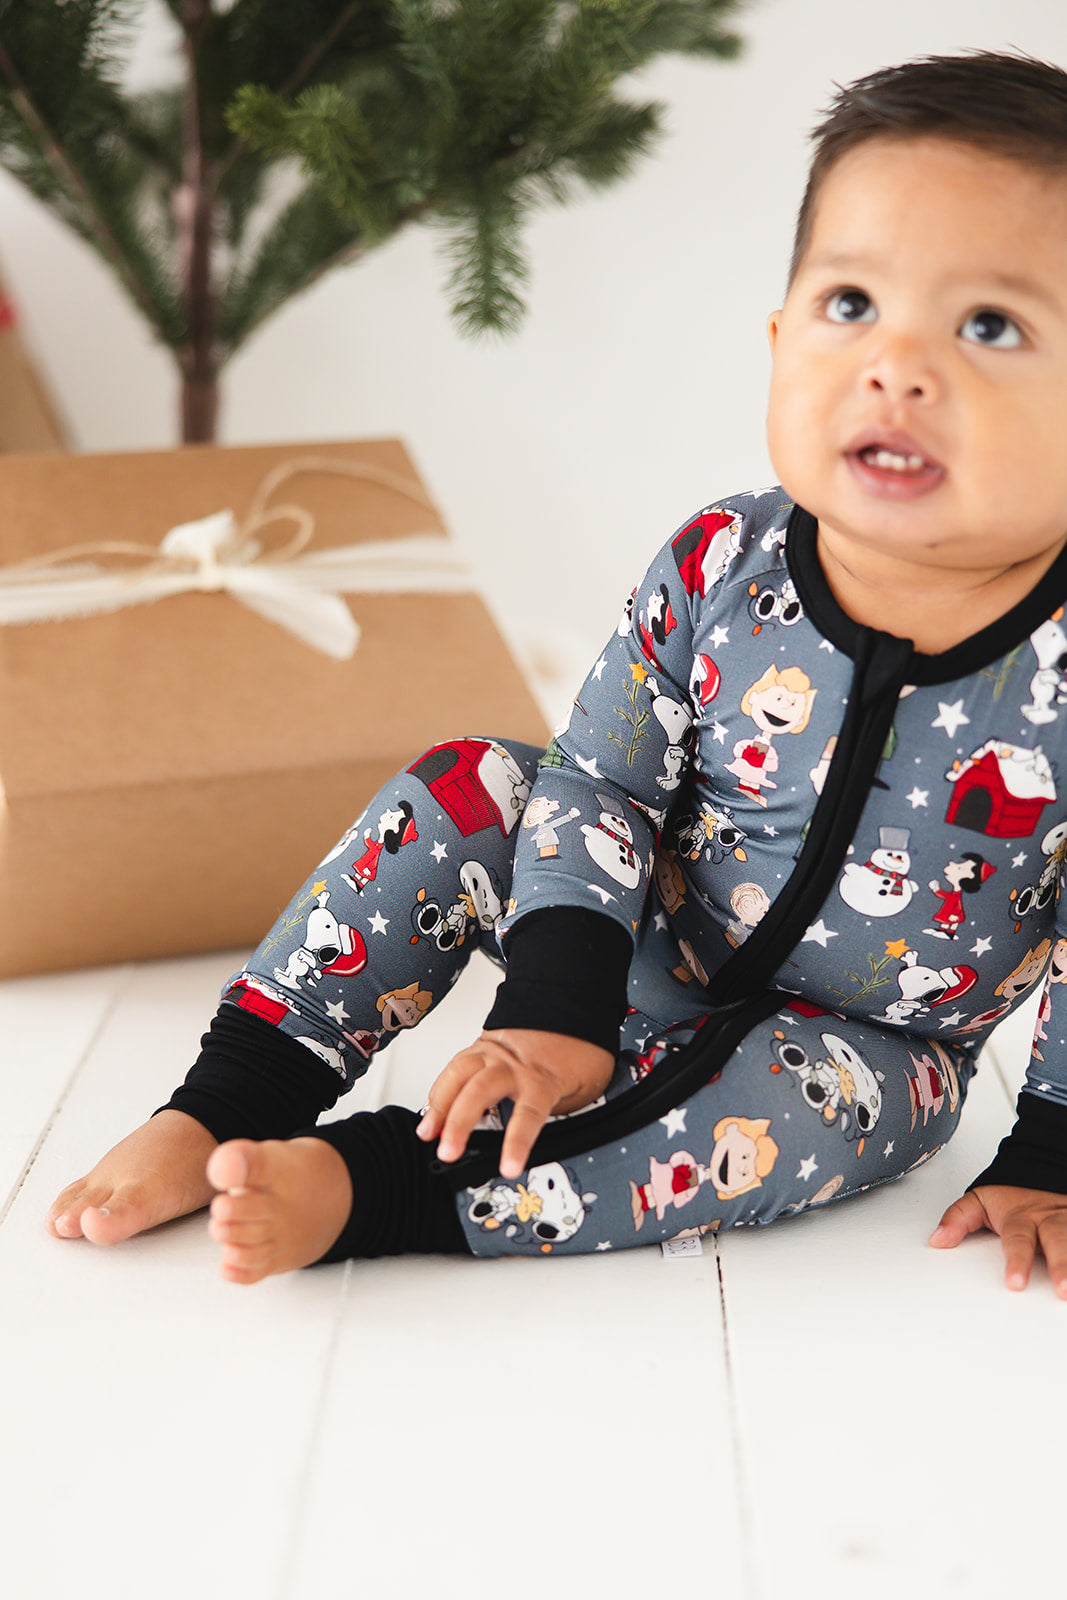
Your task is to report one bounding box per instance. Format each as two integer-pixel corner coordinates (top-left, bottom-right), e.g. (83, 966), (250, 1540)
(273, 1259), (354, 1600)
(714, 1243), (762, 1600)
(0, 965), (135, 1230)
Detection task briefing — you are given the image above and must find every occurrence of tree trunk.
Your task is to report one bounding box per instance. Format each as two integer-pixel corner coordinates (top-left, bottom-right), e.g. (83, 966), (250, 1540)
(176, 0), (219, 444)
(180, 364), (219, 443)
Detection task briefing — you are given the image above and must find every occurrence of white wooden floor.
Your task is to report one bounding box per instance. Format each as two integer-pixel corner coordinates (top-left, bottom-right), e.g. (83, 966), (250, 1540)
(0, 948), (1059, 1600)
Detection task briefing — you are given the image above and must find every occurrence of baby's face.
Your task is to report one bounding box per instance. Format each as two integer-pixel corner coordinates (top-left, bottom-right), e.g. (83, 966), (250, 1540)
(766, 136), (1067, 580)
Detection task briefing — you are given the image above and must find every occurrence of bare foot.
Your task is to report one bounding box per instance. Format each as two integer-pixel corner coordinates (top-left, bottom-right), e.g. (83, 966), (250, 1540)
(207, 1137), (354, 1285)
(47, 1110), (219, 1245)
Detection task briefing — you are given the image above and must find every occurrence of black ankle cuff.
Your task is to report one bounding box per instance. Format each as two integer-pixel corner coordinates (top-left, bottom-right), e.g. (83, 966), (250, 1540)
(305, 1106), (470, 1262)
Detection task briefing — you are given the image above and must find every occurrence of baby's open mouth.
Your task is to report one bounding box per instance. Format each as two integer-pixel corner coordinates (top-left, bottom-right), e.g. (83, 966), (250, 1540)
(857, 446), (929, 473)
(846, 437), (945, 496)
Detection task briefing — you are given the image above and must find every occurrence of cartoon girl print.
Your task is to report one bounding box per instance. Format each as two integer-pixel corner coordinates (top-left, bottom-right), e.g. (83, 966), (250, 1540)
(725, 664), (816, 806)
(955, 940), (1055, 1035)
(341, 800), (418, 893)
(924, 852), (995, 939)
(629, 1114), (780, 1230)
(376, 981), (433, 1032)
(1033, 936), (1067, 1061)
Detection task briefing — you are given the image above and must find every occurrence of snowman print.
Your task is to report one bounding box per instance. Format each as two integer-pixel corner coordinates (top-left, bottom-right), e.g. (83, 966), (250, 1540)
(839, 826), (919, 917)
(581, 794), (644, 888)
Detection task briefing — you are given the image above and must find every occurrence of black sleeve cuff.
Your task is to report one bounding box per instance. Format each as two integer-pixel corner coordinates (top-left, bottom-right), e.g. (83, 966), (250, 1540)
(483, 906), (632, 1053)
(158, 1004), (345, 1143)
(968, 1089), (1067, 1195)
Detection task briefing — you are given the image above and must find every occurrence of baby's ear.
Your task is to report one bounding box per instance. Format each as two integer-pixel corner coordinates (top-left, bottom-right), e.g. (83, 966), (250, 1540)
(766, 310), (782, 353)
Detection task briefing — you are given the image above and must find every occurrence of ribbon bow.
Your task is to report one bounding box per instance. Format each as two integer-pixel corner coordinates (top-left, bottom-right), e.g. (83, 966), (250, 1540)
(0, 456), (473, 659)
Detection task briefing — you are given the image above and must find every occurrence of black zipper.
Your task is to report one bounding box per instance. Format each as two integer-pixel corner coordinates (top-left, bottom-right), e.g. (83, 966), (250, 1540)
(438, 625), (916, 1191)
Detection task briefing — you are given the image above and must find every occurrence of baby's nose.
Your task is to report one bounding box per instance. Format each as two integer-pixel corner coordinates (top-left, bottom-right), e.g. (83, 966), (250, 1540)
(861, 336), (941, 402)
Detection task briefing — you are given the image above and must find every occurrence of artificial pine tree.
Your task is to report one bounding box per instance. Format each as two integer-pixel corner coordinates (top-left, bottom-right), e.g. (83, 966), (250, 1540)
(0, 0), (747, 442)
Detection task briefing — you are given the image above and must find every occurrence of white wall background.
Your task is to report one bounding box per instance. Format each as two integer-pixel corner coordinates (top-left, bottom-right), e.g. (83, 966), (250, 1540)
(3, 0), (1067, 704)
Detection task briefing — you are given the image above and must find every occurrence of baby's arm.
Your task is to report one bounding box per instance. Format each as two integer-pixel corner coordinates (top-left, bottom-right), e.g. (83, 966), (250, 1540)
(417, 1029), (615, 1180)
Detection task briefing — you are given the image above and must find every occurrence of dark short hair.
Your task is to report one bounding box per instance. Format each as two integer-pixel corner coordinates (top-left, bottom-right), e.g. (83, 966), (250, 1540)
(788, 50), (1067, 284)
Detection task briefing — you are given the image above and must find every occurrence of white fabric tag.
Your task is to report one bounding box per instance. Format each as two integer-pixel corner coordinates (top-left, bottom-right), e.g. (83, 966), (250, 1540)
(661, 1235), (703, 1259)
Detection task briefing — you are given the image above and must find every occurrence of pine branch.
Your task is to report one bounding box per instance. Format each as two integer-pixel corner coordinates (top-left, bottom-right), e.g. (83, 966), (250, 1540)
(0, 19), (173, 338)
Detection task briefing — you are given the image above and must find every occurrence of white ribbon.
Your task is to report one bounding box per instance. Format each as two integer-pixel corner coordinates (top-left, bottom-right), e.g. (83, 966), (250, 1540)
(0, 456), (474, 660)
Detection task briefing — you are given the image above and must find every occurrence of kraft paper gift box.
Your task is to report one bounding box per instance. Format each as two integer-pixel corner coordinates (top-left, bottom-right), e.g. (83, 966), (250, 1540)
(0, 276), (67, 452)
(0, 438), (548, 978)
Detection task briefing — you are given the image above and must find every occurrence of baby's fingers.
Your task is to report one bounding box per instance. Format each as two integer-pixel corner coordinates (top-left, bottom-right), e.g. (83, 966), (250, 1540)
(1036, 1212), (1067, 1300)
(999, 1216), (1039, 1292)
(434, 1061), (516, 1166)
(499, 1088), (557, 1181)
(928, 1190), (989, 1248)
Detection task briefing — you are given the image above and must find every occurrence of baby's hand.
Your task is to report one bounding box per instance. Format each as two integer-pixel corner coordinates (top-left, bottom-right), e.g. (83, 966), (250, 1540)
(417, 1029), (615, 1179)
(930, 1184), (1067, 1296)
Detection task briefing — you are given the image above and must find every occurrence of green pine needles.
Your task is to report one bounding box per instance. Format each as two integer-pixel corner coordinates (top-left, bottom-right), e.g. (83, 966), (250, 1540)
(0, 0), (748, 439)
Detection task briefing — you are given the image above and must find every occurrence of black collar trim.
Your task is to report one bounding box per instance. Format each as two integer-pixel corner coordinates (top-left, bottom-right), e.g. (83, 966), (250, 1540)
(786, 503), (1067, 685)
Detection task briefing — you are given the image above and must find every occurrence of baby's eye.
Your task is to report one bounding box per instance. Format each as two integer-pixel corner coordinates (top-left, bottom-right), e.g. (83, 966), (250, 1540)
(824, 288), (876, 324)
(959, 309), (1024, 349)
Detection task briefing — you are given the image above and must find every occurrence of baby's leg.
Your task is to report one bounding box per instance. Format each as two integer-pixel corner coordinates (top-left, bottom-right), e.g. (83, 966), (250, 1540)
(454, 1002), (977, 1257)
(48, 736), (541, 1247)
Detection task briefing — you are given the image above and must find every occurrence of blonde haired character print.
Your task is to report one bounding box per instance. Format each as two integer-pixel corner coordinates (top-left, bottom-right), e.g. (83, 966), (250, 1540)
(629, 1114), (781, 1231)
(726, 665), (817, 806)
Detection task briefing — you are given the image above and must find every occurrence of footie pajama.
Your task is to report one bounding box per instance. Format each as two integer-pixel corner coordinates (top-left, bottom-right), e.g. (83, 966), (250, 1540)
(165, 487), (1067, 1258)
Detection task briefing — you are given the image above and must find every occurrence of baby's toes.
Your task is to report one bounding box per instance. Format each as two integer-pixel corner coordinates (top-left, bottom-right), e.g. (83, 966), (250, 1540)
(47, 1181), (92, 1238)
(218, 1238), (276, 1285)
(208, 1202), (273, 1247)
(49, 1183), (144, 1244)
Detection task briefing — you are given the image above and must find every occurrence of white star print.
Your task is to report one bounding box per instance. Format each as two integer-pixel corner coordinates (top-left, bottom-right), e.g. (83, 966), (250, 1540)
(712, 721), (728, 744)
(660, 1108), (688, 1138)
(906, 787), (929, 809)
(592, 656), (607, 680)
(710, 624), (729, 648)
(575, 754), (602, 777)
(883, 1140), (895, 1158)
(325, 998), (350, 1023)
(430, 840), (448, 862)
(971, 936), (992, 957)
(803, 918), (838, 947)
(587, 884), (618, 906)
(938, 1010), (965, 1028)
(368, 910), (389, 935)
(932, 699), (971, 738)
(763, 823), (779, 837)
(596, 1241), (614, 1251)
(653, 912), (667, 932)
(797, 1154), (818, 1181)
(1012, 852), (1028, 869)
(819, 638), (835, 652)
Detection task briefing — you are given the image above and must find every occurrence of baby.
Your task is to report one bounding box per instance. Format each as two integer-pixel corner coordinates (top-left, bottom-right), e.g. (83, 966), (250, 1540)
(48, 49), (1067, 1294)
